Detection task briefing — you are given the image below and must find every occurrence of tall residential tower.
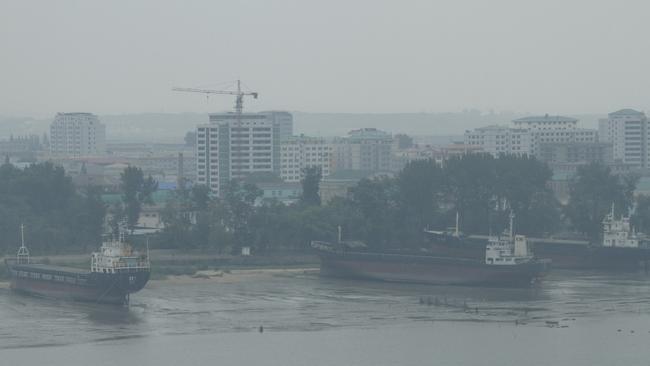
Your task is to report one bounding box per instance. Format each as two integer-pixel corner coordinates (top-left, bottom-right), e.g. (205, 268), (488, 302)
(196, 111), (293, 195)
(49, 113), (106, 156)
(599, 109), (648, 168)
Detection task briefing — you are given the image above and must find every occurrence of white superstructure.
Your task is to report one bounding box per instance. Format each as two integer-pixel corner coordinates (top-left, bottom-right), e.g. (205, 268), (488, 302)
(602, 205), (642, 248)
(485, 213), (534, 265)
(90, 234), (150, 274)
(50, 112), (106, 156)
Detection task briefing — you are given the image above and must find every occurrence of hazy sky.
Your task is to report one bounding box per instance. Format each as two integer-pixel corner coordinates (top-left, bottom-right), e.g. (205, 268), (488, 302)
(2, 0), (649, 117)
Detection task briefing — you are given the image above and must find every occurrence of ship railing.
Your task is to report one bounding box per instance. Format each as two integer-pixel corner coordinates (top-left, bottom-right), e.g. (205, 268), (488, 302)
(91, 261), (150, 272)
(114, 263), (150, 269)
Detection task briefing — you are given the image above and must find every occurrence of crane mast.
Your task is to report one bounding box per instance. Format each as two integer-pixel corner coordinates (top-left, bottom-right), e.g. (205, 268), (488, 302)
(171, 80), (258, 115)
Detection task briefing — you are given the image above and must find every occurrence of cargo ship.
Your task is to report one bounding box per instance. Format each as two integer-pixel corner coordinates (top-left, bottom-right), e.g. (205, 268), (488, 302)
(313, 213), (550, 287)
(5, 226), (150, 305)
(425, 207), (650, 271)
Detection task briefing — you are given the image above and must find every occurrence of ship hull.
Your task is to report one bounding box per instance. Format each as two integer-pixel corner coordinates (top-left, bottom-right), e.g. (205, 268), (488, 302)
(317, 251), (548, 287)
(430, 238), (650, 271)
(7, 263), (150, 305)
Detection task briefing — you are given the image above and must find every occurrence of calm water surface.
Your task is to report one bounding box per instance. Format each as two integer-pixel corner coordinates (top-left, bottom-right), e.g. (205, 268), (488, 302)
(2, 269), (650, 365)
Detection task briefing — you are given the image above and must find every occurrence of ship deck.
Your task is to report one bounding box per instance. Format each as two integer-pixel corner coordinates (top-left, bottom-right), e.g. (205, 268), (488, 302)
(10, 263), (90, 275)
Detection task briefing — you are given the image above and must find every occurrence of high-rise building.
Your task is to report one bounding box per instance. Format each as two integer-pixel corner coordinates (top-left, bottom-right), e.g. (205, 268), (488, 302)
(260, 111), (293, 140)
(260, 111), (293, 175)
(49, 113), (106, 156)
(332, 128), (393, 172)
(464, 115), (598, 158)
(599, 109), (648, 168)
(280, 135), (331, 182)
(196, 111), (292, 195)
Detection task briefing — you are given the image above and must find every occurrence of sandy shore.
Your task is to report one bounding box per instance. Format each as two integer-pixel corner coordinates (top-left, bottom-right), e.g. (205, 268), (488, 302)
(154, 267), (320, 284)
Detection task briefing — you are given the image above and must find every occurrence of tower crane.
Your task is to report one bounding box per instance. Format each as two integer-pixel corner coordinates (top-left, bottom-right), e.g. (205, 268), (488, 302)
(172, 80), (260, 184)
(172, 80), (258, 115)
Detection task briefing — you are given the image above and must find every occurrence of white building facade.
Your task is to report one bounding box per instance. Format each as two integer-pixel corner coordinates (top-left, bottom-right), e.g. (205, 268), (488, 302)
(196, 111), (294, 195)
(464, 125), (532, 156)
(464, 115), (598, 158)
(50, 112), (106, 156)
(280, 135), (331, 182)
(332, 128), (393, 172)
(197, 113), (274, 195)
(513, 115), (597, 157)
(598, 109), (648, 168)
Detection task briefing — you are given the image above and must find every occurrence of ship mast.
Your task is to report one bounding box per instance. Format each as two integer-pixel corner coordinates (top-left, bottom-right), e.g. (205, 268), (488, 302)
(17, 223), (30, 264)
(509, 211), (515, 239)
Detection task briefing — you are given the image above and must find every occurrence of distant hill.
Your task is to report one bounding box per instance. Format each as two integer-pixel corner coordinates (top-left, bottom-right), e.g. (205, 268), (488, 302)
(0, 111), (606, 143)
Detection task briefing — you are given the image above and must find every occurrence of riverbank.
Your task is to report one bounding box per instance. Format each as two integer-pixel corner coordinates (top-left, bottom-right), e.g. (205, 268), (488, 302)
(159, 267), (320, 284)
(0, 250), (321, 280)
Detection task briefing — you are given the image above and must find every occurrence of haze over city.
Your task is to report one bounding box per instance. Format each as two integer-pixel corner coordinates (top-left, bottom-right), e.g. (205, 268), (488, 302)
(2, 0), (650, 118)
(5, 2), (650, 366)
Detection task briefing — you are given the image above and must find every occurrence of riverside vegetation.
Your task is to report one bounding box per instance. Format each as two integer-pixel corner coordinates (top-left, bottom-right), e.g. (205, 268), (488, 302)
(0, 154), (645, 261)
(157, 154), (644, 253)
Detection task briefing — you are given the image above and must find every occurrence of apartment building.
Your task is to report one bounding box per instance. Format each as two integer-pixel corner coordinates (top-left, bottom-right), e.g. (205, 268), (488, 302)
(280, 135), (331, 183)
(599, 109), (648, 168)
(50, 112), (106, 156)
(332, 128), (393, 173)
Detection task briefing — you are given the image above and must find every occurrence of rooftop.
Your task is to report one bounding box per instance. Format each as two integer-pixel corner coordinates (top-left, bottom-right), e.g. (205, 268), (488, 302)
(513, 115), (578, 124)
(56, 112), (95, 116)
(609, 109), (645, 117)
(345, 128), (392, 140)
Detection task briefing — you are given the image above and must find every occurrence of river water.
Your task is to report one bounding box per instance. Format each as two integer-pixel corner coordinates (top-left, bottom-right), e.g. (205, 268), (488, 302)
(2, 269), (650, 365)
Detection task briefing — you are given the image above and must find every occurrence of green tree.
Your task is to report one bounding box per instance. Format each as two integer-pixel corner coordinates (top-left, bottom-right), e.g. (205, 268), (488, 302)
(222, 180), (262, 253)
(565, 162), (637, 241)
(300, 166), (322, 206)
(517, 189), (562, 236)
(444, 154), (498, 234)
(632, 195), (650, 234)
(397, 159), (444, 237)
(190, 184), (211, 211)
(120, 166), (158, 231)
(0, 162), (105, 254)
(349, 177), (399, 248)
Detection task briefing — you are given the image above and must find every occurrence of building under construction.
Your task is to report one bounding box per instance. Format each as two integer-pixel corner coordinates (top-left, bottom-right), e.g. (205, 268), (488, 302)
(196, 111), (293, 196)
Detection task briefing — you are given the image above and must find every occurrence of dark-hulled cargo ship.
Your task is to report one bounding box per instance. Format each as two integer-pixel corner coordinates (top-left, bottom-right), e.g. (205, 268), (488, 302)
(426, 207), (650, 271)
(5, 227), (150, 305)
(313, 214), (550, 287)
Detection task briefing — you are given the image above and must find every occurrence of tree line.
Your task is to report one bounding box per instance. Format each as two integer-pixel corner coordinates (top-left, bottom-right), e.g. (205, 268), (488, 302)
(0, 154), (646, 255)
(0, 162), (158, 255)
(156, 153), (647, 252)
